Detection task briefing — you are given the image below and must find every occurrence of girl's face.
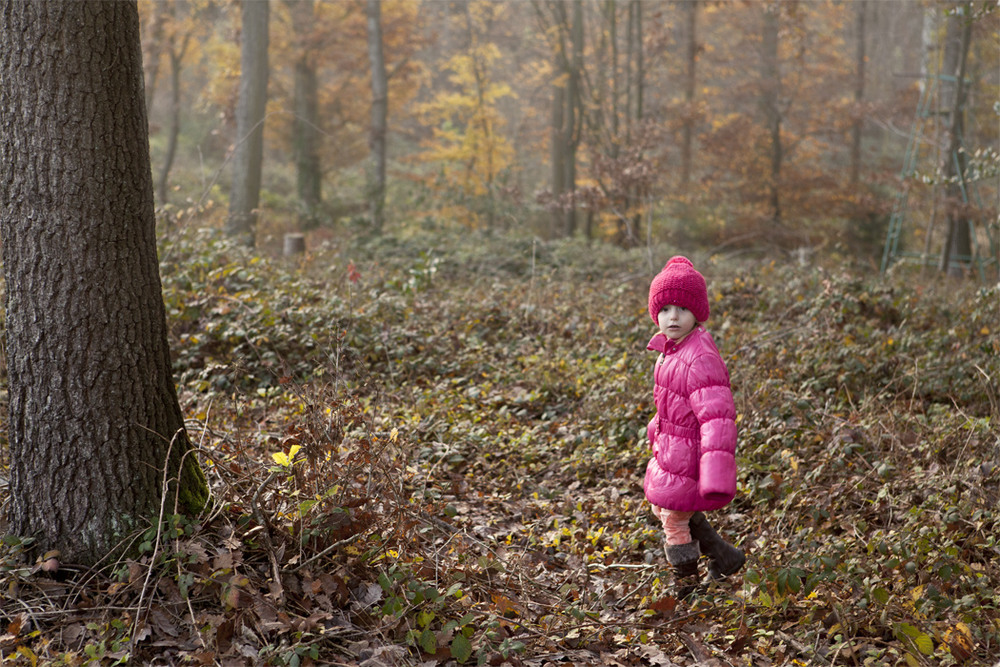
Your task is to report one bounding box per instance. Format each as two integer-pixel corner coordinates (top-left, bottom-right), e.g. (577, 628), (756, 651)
(658, 305), (698, 341)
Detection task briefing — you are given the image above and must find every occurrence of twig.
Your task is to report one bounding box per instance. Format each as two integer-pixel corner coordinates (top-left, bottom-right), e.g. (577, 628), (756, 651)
(776, 630), (831, 665)
(251, 470), (284, 595)
(131, 427), (182, 646)
(290, 531), (365, 574)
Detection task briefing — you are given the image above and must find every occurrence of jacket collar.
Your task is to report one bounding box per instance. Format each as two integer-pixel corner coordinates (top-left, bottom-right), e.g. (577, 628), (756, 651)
(647, 327), (704, 354)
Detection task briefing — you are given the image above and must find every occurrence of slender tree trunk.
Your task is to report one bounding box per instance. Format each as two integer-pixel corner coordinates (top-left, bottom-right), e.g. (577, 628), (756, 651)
(938, 2), (974, 275)
(227, 0), (269, 247)
(548, 0), (568, 236)
(607, 0), (619, 142)
(680, 0), (698, 191)
(632, 0), (643, 124)
(849, 0), (867, 188)
(761, 3), (782, 225)
(0, 0), (208, 565)
(289, 0), (321, 226)
(366, 0), (388, 234)
(551, 81), (567, 235)
(142, 0), (165, 114)
(157, 32), (188, 207)
(564, 0), (583, 236)
(628, 0), (643, 241)
(625, 0), (634, 143)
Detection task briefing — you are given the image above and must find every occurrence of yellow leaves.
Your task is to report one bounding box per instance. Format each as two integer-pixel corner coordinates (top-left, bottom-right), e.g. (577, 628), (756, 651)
(944, 622), (975, 663)
(271, 444), (301, 467)
(780, 448), (800, 473)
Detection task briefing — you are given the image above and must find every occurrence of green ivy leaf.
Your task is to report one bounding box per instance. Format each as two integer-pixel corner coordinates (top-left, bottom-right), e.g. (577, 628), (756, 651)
(451, 634), (473, 663)
(914, 633), (934, 656)
(420, 627), (437, 655)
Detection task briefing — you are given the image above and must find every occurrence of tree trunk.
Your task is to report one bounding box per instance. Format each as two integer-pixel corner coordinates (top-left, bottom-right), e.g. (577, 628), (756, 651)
(550, 80), (567, 234)
(227, 0), (269, 247)
(548, 0), (568, 236)
(564, 0), (583, 236)
(289, 0), (322, 226)
(632, 0), (643, 124)
(680, 0), (698, 191)
(850, 0), (866, 188)
(938, 2), (973, 275)
(157, 30), (188, 207)
(606, 0), (619, 142)
(142, 0), (165, 114)
(0, 0), (208, 566)
(366, 0), (388, 235)
(761, 3), (782, 225)
(628, 0), (643, 241)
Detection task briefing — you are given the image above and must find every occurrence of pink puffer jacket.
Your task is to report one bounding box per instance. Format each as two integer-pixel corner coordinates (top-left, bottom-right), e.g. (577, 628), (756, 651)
(644, 327), (737, 512)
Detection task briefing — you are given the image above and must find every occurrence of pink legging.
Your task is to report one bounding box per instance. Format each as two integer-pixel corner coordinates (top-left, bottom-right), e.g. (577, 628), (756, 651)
(651, 504), (696, 545)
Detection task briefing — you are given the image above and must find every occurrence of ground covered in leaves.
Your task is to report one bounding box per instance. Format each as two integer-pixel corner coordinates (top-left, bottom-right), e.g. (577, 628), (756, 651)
(1, 228), (998, 666)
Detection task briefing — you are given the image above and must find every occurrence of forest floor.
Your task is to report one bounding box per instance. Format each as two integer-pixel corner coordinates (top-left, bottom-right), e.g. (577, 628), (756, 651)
(1, 228), (998, 667)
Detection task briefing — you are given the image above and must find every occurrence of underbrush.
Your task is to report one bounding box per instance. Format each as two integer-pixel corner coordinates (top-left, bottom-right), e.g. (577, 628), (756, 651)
(0, 228), (997, 665)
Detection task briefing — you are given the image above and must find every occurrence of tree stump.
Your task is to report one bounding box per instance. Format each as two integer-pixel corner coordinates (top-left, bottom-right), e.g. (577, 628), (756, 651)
(284, 233), (306, 256)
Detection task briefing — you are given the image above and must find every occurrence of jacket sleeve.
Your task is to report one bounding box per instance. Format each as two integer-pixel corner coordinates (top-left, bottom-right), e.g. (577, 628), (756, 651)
(687, 353), (738, 503)
(647, 415), (658, 450)
(646, 355), (660, 451)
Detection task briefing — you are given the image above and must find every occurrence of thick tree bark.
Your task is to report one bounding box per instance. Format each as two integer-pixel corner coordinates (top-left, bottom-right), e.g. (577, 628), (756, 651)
(227, 0), (269, 247)
(289, 0), (322, 225)
(366, 0), (388, 234)
(0, 0), (208, 565)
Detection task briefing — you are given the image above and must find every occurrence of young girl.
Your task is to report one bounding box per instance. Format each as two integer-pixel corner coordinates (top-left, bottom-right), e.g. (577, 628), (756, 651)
(645, 256), (744, 598)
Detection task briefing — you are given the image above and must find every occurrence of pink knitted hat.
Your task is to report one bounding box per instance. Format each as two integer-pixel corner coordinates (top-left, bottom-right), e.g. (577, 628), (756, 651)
(648, 256), (710, 323)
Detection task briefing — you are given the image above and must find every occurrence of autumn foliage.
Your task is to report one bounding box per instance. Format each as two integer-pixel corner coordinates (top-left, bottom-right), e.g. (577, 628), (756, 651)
(1, 228), (998, 665)
(137, 0), (998, 263)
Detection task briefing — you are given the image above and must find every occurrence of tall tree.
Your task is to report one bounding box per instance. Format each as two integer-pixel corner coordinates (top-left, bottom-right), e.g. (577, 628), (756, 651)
(539, 0), (584, 236)
(760, 2), (782, 225)
(156, 0), (192, 207)
(0, 0), (208, 565)
(366, 0), (388, 234)
(849, 0), (867, 187)
(566, 0), (583, 236)
(142, 0), (166, 114)
(937, 1), (974, 275)
(287, 0), (322, 225)
(680, 0), (699, 191)
(227, 0), (269, 247)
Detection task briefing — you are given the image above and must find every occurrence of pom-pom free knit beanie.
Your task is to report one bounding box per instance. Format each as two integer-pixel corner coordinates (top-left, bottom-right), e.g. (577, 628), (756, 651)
(647, 256), (710, 324)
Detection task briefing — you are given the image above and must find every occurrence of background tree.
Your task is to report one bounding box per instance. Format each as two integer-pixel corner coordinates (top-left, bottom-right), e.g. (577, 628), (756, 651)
(367, 0), (388, 234)
(227, 0), (269, 247)
(286, 0), (323, 226)
(535, 0), (585, 236)
(679, 0), (699, 192)
(131, 0), (995, 267)
(937, 1), (974, 275)
(412, 1), (517, 231)
(155, 0), (195, 207)
(0, 0), (208, 565)
(760, 2), (783, 226)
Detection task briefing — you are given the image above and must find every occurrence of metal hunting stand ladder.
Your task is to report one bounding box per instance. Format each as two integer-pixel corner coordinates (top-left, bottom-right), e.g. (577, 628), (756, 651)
(880, 72), (998, 280)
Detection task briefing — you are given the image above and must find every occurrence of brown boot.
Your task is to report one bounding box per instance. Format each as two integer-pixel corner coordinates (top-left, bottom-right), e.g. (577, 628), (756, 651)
(664, 541), (701, 599)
